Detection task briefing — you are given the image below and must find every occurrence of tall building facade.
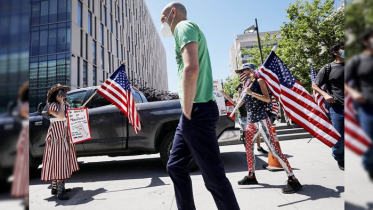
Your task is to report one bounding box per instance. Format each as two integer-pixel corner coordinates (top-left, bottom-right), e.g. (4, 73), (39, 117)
(29, 0), (168, 110)
(229, 30), (281, 76)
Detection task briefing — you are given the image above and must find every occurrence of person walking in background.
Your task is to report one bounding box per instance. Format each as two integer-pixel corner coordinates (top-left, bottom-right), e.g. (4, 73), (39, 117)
(160, 2), (240, 210)
(11, 82), (30, 209)
(345, 29), (373, 180)
(222, 83), (268, 154)
(40, 84), (79, 200)
(312, 42), (345, 170)
(234, 63), (302, 194)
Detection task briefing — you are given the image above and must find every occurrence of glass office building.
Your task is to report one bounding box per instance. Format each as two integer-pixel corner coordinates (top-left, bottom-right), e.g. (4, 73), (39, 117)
(29, 0), (168, 111)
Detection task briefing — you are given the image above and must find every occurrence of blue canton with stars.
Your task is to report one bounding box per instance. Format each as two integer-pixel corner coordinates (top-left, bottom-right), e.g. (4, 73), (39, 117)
(263, 51), (298, 89)
(110, 64), (131, 91)
(310, 64), (317, 83)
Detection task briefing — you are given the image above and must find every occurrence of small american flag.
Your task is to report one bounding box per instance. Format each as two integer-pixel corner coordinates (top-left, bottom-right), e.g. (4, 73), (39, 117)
(310, 64), (328, 114)
(259, 51), (340, 147)
(97, 64), (141, 134)
(345, 92), (372, 155)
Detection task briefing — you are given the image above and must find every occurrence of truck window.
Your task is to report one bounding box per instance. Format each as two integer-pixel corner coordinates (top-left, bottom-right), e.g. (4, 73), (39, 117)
(91, 93), (112, 108)
(138, 91), (148, 103)
(67, 91), (87, 108)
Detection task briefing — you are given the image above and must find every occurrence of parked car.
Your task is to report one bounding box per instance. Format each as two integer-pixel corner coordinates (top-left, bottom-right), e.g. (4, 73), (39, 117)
(29, 87), (240, 174)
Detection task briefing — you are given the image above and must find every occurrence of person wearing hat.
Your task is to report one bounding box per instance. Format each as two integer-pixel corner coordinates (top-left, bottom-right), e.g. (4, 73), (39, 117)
(234, 63), (302, 194)
(221, 83), (268, 154)
(40, 84), (79, 200)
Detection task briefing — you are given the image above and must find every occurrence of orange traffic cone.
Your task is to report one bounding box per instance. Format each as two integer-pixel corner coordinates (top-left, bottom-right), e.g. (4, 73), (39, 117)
(264, 126), (284, 171)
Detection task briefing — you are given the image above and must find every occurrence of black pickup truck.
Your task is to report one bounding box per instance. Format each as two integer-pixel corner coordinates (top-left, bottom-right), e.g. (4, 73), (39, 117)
(29, 87), (240, 173)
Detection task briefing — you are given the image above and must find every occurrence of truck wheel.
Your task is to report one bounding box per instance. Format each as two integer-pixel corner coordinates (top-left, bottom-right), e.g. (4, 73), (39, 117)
(160, 132), (199, 172)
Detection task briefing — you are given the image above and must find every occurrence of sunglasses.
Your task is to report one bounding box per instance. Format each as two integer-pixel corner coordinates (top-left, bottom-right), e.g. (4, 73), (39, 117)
(57, 89), (67, 97)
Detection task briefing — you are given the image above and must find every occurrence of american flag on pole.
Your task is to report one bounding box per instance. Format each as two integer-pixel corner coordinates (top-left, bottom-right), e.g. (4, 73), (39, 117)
(345, 92), (372, 155)
(97, 64), (141, 134)
(310, 64), (328, 114)
(258, 51), (340, 147)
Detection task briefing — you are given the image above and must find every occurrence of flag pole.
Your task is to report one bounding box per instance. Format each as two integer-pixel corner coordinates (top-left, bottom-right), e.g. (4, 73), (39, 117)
(80, 60), (126, 108)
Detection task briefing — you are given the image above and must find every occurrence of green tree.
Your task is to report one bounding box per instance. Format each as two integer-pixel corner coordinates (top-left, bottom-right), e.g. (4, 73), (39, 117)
(346, 0), (373, 58)
(241, 32), (279, 67)
(223, 75), (241, 96)
(277, 0), (345, 92)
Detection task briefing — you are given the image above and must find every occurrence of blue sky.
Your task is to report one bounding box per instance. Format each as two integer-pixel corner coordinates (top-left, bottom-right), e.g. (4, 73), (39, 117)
(144, 0), (337, 92)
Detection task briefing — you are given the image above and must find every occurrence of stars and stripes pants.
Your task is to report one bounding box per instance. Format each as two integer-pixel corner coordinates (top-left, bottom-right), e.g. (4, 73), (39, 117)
(245, 117), (294, 176)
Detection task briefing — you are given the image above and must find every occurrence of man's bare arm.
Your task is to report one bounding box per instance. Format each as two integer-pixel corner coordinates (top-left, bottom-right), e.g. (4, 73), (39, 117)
(181, 42), (199, 120)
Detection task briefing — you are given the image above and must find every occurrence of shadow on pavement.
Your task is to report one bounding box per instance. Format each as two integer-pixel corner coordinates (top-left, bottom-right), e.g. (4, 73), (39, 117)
(44, 187), (107, 206)
(238, 184), (343, 207)
(104, 177), (170, 193)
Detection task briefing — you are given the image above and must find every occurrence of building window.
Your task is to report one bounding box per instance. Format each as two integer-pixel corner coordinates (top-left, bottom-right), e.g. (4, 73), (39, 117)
(125, 2), (127, 17)
(93, 40), (96, 65)
(57, 27), (66, 53)
(121, 44), (123, 61)
(101, 46), (104, 69)
(116, 21), (118, 37)
(80, 30), (83, 56)
(40, 1), (49, 24)
(39, 30), (48, 55)
(108, 52), (111, 73)
(110, 15), (113, 32)
(107, 30), (110, 51)
(103, 7), (107, 26)
(100, 24), (104, 45)
(83, 61), (87, 86)
(49, 0), (58, 23)
(116, 40), (118, 59)
(88, 11), (92, 35)
(48, 28), (57, 54)
(93, 66), (97, 86)
(58, 0), (67, 21)
(109, 0), (112, 12)
(30, 31), (39, 56)
(78, 58), (80, 87)
(86, 34), (88, 60)
(78, 1), (82, 27)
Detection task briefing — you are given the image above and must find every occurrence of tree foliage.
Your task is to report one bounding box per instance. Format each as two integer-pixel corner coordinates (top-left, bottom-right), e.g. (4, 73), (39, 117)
(277, 0), (345, 92)
(223, 75), (241, 96)
(345, 0), (373, 58)
(241, 33), (279, 67)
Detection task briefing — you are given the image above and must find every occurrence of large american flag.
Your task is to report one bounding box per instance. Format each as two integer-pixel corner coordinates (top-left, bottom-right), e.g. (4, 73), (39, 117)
(97, 64), (141, 134)
(345, 92), (372, 155)
(258, 51), (340, 147)
(310, 64), (328, 114)
(270, 95), (279, 115)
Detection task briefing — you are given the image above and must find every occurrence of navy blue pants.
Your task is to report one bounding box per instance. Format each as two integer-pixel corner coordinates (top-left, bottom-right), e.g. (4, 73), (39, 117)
(358, 104), (373, 172)
(167, 101), (240, 210)
(330, 104), (344, 162)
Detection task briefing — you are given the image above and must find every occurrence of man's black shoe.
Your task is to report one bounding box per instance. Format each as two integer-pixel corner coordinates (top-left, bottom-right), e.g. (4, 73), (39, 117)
(257, 147), (268, 154)
(238, 176), (259, 185)
(282, 179), (302, 194)
(338, 161), (344, 171)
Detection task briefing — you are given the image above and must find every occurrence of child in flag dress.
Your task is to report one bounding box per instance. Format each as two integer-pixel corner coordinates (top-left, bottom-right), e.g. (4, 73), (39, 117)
(40, 84), (79, 200)
(235, 63), (302, 194)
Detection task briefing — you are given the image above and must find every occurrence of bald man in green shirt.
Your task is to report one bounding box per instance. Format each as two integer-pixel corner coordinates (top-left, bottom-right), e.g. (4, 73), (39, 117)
(160, 2), (240, 210)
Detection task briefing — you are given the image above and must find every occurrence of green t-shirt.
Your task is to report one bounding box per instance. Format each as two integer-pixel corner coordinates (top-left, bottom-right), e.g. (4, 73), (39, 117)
(174, 20), (215, 104)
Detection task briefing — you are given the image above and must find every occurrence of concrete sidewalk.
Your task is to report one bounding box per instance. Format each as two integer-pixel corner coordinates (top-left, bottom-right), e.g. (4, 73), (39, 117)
(30, 138), (344, 210)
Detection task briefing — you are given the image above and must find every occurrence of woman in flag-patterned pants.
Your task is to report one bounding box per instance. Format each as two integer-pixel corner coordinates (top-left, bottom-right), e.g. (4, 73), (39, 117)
(235, 65), (302, 194)
(41, 84), (79, 200)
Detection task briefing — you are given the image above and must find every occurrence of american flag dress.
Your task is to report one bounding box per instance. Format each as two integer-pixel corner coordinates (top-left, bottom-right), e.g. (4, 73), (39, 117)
(41, 102), (79, 181)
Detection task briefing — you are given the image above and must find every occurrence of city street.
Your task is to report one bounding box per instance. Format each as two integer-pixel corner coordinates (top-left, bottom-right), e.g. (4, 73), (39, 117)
(30, 136), (344, 210)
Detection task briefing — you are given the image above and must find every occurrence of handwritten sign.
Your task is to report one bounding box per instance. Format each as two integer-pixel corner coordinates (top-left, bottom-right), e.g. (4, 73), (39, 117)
(213, 79), (227, 116)
(67, 108), (92, 144)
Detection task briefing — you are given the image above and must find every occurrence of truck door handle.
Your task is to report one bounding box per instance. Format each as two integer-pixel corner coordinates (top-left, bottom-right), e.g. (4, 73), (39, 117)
(35, 121), (42, 126)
